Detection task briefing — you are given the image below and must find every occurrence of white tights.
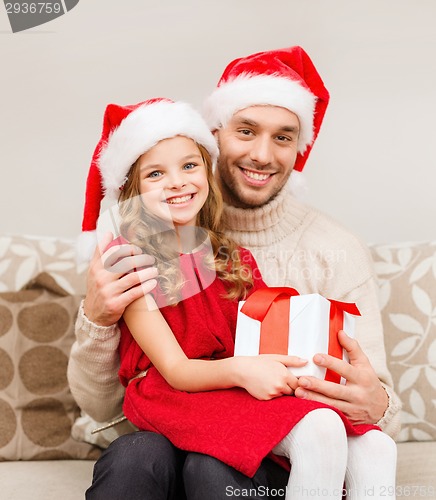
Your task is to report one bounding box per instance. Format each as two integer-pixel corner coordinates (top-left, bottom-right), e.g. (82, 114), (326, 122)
(272, 409), (397, 499)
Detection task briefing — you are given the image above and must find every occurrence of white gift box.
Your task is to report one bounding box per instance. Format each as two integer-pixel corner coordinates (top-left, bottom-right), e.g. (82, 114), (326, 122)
(234, 289), (360, 383)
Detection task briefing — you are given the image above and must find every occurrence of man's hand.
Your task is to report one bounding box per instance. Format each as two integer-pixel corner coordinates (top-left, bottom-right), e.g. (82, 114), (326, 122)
(83, 232), (158, 326)
(294, 330), (388, 425)
(236, 354), (307, 400)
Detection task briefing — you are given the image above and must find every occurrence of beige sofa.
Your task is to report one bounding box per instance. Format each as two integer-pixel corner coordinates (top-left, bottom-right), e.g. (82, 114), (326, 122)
(0, 234), (435, 499)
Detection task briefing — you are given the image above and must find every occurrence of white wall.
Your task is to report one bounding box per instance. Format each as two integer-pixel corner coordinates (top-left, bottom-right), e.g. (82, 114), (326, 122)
(1, 0), (435, 244)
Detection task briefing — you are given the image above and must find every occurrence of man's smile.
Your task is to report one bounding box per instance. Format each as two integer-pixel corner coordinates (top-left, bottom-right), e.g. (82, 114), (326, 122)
(240, 167), (275, 186)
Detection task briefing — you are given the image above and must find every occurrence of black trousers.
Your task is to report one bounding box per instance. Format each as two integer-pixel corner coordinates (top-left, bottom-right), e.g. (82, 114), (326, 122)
(86, 431), (289, 500)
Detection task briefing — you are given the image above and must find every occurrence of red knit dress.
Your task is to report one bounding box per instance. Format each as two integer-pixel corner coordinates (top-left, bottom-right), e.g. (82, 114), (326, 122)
(118, 245), (378, 477)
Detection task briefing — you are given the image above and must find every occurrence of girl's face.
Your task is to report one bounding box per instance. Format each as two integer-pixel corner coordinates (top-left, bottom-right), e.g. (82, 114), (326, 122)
(136, 136), (209, 227)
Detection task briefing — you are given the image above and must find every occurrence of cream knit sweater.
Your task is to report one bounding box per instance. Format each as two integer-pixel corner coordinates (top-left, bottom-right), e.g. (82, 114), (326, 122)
(68, 190), (402, 438)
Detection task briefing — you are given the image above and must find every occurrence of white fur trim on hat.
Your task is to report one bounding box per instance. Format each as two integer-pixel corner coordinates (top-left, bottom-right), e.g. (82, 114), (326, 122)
(76, 230), (97, 265)
(99, 101), (219, 200)
(287, 170), (308, 200)
(203, 74), (316, 154)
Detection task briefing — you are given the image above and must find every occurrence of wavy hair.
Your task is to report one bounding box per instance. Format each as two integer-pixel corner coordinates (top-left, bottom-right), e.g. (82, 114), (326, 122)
(118, 141), (253, 304)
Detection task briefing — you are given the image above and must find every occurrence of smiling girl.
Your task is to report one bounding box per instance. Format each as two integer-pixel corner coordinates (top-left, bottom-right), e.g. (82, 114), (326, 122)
(84, 98), (396, 500)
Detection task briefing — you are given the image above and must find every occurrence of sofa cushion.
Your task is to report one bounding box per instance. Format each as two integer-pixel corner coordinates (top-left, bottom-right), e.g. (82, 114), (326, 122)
(0, 460), (95, 500)
(370, 241), (436, 442)
(0, 234), (87, 295)
(396, 441), (436, 490)
(0, 273), (100, 461)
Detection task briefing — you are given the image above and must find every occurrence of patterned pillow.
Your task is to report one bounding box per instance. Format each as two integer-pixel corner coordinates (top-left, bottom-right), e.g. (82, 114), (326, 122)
(0, 234), (87, 295)
(370, 241), (436, 442)
(0, 272), (100, 461)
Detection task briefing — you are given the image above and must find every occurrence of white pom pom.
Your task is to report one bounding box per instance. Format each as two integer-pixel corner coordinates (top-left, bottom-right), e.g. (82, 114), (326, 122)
(76, 230), (97, 265)
(287, 170), (308, 200)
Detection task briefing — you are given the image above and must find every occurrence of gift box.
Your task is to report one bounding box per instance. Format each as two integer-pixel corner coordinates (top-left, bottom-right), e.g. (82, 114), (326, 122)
(234, 287), (361, 384)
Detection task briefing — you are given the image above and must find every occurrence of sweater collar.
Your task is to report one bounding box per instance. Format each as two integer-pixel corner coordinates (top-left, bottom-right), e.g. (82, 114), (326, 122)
(222, 188), (310, 246)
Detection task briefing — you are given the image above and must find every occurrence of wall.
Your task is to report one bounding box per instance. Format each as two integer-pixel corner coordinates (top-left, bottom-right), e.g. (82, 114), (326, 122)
(1, 0), (435, 244)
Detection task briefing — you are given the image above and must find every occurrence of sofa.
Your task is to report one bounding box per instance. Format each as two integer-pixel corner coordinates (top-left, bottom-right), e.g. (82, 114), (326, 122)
(0, 233), (435, 499)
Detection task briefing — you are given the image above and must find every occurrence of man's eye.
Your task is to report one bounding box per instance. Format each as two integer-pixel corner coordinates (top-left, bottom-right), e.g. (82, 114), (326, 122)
(147, 171), (162, 178)
(239, 129), (253, 136)
(276, 135), (290, 142)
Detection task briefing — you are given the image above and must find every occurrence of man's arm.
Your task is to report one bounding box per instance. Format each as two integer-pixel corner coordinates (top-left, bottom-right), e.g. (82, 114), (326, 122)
(68, 301), (125, 422)
(67, 232), (158, 422)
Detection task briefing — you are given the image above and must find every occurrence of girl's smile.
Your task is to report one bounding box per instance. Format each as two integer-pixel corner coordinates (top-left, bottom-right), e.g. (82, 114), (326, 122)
(164, 193), (196, 205)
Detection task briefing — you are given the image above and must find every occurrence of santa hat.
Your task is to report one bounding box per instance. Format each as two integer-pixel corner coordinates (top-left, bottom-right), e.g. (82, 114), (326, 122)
(203, 46), (329, 173)
(78, 98), (219, 262)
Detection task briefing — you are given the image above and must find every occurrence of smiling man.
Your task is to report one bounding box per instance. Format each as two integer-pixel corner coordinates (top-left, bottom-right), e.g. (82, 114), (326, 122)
(200, 45), (400, 432)
(213, 106), (300, 208)
(69, 46), (401, 500)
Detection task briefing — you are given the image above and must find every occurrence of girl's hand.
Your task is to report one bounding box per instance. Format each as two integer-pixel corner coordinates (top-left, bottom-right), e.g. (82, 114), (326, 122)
(234, 355), (307, 400)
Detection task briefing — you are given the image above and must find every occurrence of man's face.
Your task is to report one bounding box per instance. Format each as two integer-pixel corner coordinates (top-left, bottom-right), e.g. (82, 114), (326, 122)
(215, 105), (300, 208)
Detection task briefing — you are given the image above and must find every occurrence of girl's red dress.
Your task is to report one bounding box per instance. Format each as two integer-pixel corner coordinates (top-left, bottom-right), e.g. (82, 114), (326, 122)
(118, 244), (378, 477)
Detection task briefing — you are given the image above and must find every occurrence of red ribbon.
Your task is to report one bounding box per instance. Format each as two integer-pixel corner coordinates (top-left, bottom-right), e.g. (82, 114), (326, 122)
(240, 288), (361, 383)
(241, 287), (300, 355)
(325, 299), (361, 383)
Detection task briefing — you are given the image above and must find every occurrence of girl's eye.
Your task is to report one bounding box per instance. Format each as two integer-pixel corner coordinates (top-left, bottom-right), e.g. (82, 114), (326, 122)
(147, 170), (162, 179)
(183, 163), (196, 170)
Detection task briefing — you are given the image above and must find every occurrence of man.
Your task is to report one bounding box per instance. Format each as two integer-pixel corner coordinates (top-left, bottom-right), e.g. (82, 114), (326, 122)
(69, 46), (401, 499)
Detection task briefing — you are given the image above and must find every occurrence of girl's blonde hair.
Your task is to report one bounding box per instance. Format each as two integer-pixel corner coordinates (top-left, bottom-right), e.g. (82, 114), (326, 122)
(118, 140), (253, 304)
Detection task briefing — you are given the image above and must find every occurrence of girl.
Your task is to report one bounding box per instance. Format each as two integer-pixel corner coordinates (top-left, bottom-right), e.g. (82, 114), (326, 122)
(89, 98), (396, 499)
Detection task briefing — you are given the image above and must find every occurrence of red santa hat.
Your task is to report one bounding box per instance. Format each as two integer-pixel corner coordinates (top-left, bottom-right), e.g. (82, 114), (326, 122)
(78, 98), (219, 262)
(202, 46), (329, 173)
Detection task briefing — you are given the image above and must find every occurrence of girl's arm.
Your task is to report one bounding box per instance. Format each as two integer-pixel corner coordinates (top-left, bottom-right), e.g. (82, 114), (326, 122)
(123, 294), (307, 400)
